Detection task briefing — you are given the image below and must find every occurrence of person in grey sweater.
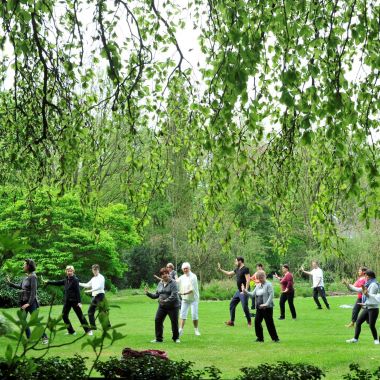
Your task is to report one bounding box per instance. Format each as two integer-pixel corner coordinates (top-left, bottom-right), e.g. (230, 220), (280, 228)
(242, 270), (279, 343)
(7, 259), (48, 344)
(145, 267), (181, 343)
(345, 270), (379, 344)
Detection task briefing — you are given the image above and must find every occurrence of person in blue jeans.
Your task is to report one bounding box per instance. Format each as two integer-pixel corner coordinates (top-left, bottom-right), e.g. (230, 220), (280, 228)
(7, 259), (49, 344)
(218, 257), (251, 327)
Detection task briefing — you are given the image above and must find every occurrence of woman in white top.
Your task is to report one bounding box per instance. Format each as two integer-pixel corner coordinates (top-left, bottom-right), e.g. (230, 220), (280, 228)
(79, 264), (109, 331)
(177, 262), (201, 337)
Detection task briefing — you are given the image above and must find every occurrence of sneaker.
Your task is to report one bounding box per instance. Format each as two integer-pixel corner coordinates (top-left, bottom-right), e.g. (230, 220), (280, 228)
(65, 332), (77, 336)
(150, 339), (163, 343)
(346, 338), (358, 343)
(41, 338), (49, 345)
(179, 328), (183, 337)
(278, 317), (285, 320)
(194, 329), (201, 336)
(316, 307), (323, 310)
(87, 330), (94, 336)
(374, 340), (379, 345)
(225, 320), (234, 326)
(174, 339), (181, 343)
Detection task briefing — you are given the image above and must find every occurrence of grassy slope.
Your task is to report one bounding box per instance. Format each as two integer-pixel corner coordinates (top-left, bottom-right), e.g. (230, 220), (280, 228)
(1, 293), (379, 379)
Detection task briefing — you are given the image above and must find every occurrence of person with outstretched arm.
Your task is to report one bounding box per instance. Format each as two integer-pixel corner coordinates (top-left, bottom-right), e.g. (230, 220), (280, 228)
(218, 257), (251, 327)
(79, 264), (109, 332)
(301, 261), (330, 310)
(44, 265), (91, 336)
(274, 264), (297, 320)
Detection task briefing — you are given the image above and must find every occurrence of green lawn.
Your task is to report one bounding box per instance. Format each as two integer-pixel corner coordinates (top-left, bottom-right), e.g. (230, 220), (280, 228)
(1, 294), (379, 379)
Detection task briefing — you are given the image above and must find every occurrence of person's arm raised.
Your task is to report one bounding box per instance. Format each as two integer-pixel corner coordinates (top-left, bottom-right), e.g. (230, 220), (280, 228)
(217, 262), (234, 276)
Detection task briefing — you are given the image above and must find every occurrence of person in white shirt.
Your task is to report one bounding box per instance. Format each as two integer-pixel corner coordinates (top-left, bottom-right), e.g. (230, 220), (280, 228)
(301, 261), (330, 310)
(79, 264), (109, 331)
(177, 262), (201, 337)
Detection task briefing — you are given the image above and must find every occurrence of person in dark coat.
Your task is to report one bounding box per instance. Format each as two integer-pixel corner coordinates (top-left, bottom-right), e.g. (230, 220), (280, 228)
(145, 267), (181, 343)
(44, 265), (91, 336)
(7, 259), (49, 344)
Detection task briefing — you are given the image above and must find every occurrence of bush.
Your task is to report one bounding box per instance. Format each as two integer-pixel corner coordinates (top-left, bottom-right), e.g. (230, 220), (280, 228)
(343, 363), (380, 380)
(0, 271), (63, 308)
(237, 361), (325, 380)
(0, 355), (87, 380)
(94, 356), (222, 379)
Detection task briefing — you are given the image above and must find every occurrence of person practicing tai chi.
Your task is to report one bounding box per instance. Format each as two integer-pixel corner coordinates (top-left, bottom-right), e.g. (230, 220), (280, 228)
(218, 257), (252, 327)
(345, 270), (379, 345)
(154, 262), (178, 282)
(177, 262), (201, 337)
(242, 271), (280, 343)
(79, 264), (109, 332)
(342, 266), (367, 328)
(249, 263), (264, 317)
(274, 264), (296, 320)
(145, 267), (181, 343)
(301, 261), (330, 310)
(44, 265), (92, 336)
(6, 259), (49, 344)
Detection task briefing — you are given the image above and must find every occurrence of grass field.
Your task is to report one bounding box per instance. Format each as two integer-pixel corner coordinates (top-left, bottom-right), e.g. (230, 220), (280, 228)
(1, 293), (379, 379)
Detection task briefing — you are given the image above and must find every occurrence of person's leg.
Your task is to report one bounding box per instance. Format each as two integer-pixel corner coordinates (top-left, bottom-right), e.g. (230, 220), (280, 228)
(318, 287), (330, 309)
(229, 291), (241, 322)
(254, 309), (264, 341)
(368, 308), (379, 341)
(168, 307), (180, 341)
(24, 301), (38, 339)
(191, 301), (200, 334)
(354, 309), (369, 340)
(179, 300), (189, 334)
(313, 287), (322, 308)
(263, 308), (279, 341)
(287, 291), (297, 319)
(62, 302), (75, 334)
(155, 306), (167, 342)
(351, 299), (362, 323)
(72, 303), (90, 333)
(239, 292), (251, 323)
(251, 295), (255, 310)
(279, 293), (286, 319)
(88, 297), (98, 330)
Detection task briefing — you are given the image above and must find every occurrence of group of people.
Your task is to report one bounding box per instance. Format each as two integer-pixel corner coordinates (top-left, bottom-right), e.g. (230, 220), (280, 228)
(5, 257), (380, 346)
(6, 260), (109, 343)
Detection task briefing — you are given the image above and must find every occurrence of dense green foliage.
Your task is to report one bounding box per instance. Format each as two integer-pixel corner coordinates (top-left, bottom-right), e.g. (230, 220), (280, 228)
(0, 187), (140, 279)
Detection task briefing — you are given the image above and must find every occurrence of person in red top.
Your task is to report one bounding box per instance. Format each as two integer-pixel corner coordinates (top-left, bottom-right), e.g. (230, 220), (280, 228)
(343, 266), (367, 328)
(274, 264), (296, 320)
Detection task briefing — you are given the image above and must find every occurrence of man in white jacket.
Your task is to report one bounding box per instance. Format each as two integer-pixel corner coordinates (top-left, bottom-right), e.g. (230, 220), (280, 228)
(79, 264), (109, 332)
(177, 262), (201, 337)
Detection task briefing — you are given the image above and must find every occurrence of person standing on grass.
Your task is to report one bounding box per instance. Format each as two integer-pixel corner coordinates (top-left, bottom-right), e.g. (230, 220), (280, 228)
(345, 270), (379, 345)
(43, 265), (92, 336)
(242, 271), (280, 343)
(301, 261), (330, 310)
(79, 264), (109, 333)
(274, 264), (297, 320)
(145, 267), (181, 343)
(342, 266), (367, 328)
(6, 259), (49, 344)
(218, 257), (252, 327)
(249, 263), (264, 316)
(177, 262), (201, 337)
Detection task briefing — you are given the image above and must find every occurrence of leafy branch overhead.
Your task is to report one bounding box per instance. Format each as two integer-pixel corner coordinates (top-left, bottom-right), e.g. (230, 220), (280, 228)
(0, 0), (378, 253)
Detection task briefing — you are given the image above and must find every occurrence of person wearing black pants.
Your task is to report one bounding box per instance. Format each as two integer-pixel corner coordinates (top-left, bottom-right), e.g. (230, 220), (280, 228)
(145, 267), (181, 343)
(45, 265), (91, 335)
(218, 257), (251, 327)
(346, 270), (379, 345)
(301, 261), (330, 310)
(275, 264), (297, 320)
(243, 271), (279, 342)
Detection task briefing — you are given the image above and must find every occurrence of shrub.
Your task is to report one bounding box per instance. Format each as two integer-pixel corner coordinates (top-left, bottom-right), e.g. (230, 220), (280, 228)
(94, 356), (222, 379)
(237, 361), (325, 380)
(343, 363), (380, 380)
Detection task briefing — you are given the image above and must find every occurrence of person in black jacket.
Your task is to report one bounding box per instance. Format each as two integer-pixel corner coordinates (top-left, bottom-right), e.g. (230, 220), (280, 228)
(7, 259), (49, 344)
(44, 265), (91, 336)
(145, 267), (181, 343)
